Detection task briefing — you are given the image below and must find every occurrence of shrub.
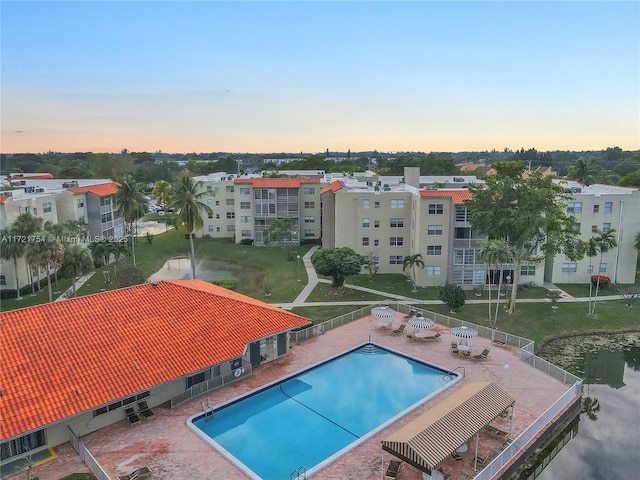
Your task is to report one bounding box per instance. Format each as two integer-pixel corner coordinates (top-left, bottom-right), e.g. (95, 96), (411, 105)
(211, 279), (238, 290)
(438, 283), (466, 311)
(240, 238), (254, 245)
(590, 275), (611, 289)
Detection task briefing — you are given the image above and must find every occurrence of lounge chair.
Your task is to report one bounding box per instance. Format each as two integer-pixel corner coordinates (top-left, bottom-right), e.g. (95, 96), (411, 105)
(138, 401), (155, 420)
(450, 342), (459, 355)
(473, 348), (491, 360)
(403, 310), (416, 320)
(125, 407), (141, 426)
(391, 324), (406, 335)
(451, 452), (463, 461)
(384, 459), (401, 479)
(118, 466), (152, 480)
(422, 332), (442, 341)
(406, 332), (417, 341)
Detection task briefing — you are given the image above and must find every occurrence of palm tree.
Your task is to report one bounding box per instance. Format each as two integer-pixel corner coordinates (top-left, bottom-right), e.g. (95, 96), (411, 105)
(64, 219), (89, 242)
(88, 239), (117, 283)
(491, 241), (514, 325)
(402, 253), (425, 292)
(585, 236), (599, 315)
(567, 158), (599, 186)
(112, 241), (129, 278)
(581, 397), (601, 421)
(151, 180), (174, 231)
(116, 175), (148, 268)
(590, 229), (617, 315)
(12, 213), (43, 294)
(478, 240), (499, 327)
(61, 244), (94, 297)
(170, 174), (213, 279)
(44, 221), (66, 293)
(0, 227), (25, 299)
(24, 231), (64, 303)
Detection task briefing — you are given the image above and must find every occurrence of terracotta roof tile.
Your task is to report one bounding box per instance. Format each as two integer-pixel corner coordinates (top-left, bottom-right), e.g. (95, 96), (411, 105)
(420, 189), (473, 204)
(320, 180), (343, 194)
(0, 280), (310, 440)
(234, 178), (321, 188)
(0, 195), (8, 204)
(67, 182), (119, 196)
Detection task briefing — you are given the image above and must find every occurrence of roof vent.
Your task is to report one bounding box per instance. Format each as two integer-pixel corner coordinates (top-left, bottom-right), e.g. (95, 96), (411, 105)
(151, 282), (159, 288)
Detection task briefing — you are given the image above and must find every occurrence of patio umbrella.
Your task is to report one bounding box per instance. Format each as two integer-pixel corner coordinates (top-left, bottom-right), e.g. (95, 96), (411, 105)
(408, 316), (435, 330)
(372, 305), (395, 319)
(451, 326), (478, 346)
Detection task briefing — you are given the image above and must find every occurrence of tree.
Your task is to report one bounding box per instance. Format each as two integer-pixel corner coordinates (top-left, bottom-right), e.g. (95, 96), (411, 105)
(402, 253), (425, 292)
(581, 397), (601, 422)
(12, 213), (43, 294)
(24, 231), (64, 303)
(61, 244), (94, 297)
(478, 240), (514, 327)
(44, 221), (65, 293)
(466, 162), (581, 314)
(115, 266), (146, 288)
(567, 158), (599, 185)
(116, 174), (148, 268)
(0, 227), (25, 299)
(151, 180), (174, 231)
(263, 217), (298, 261)
(584, 237), (599, 315)
(362, 251), (379, 281)
(170, 174), (213, 279)
(311, 247), (362, 288)
(590, 229), (617, 315)
(64, 219), (89, 241)
(438, 283), (466, 312)
(88, 239), (117, 283)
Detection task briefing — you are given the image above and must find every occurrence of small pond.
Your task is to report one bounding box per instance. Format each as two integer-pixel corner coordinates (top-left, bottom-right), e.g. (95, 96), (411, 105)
(148, 257), (265, 289)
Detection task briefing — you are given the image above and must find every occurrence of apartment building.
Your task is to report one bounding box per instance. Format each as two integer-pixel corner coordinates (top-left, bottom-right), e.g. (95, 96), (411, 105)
(190, 172), (244, 239)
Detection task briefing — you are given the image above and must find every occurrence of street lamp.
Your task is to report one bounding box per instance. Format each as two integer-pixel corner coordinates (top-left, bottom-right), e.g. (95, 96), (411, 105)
(297, 255), (301, 282)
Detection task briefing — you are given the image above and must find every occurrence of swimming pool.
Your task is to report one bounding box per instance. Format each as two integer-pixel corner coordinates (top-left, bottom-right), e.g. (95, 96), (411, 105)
(188, 343), (460, 480)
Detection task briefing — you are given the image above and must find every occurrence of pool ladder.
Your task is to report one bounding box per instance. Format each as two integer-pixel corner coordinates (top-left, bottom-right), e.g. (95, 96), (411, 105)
(290, 465), (306, 479)
(202, 398), (214, 421)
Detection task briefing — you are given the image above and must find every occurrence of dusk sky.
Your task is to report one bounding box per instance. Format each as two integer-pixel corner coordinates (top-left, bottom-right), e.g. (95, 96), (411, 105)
(1, 1), (638, 154)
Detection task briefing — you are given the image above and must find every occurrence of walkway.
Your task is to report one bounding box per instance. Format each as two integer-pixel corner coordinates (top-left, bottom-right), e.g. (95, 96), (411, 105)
(54, 272), (95, 302)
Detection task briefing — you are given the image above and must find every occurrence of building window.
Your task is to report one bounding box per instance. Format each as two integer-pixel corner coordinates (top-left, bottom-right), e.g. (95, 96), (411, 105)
(427, 245), (442, 256)
(374, 239), (379, 246)
(77, 199), (84, 208)
(304, 216), (315, 223)
(215, 201), (220, 206)
(390, 255), (403, 265)
(593, 204), (599, 213)
(0, 275), (5, 286)
(592, 225), (598, 233)
(207, 185), (212, 192)
(426, 266), (441, 276)
(362, 218), (370, 228)
(226, 186), (234, 193)
(226, 199), (234, 206)
(363, 199), (370, 209)
(602, 223), (611, 232)
(241, 230), (252, 238)
(240, 202), (251, 209)
(599, 263), (607, 273)
(208, 212), (213, 219)
(455, 206), (469, 222)
(374, 220), (380, 228)
(567, 202), (582, 214)
(303, 187), (315, 195)
(390, 199), (405, 209)
(216, 213), (220, 219)
(240, 187), (250, 195)
(226, 225), (235, 232)
(304, 230), (315, 238)
(0, 429), (46, 460)
(390, 218), (404, 228)
(79, 216), (85, 223)
(520, 265), (536, 276)
(304, 201), (315, 208)
(207, 198), (213, 206)
(216, 227), (221, 232)
(428, 225), (443, 235)
(208, 225), (214, 232)
(240, 216), (250, 223)
(572, 223), (581, 232)
(214, 187), (220, 194)
(562, 263), (577, 272)
(390, 237), (404, 246)
(604, 202), (613, 213)
(362, 237), (370, 246)
(428, 204), (444, 214)
(587, 265), (594, 274)
(227, 212), (235, 219)
(374, 201), (380, 209)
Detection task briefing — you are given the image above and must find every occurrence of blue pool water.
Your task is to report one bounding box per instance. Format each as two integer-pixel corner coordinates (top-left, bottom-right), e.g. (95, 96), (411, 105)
(188, 343), (459, 480)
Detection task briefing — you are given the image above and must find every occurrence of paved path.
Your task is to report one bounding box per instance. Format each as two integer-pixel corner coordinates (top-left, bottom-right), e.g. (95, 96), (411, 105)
(55, 272), (96, 301)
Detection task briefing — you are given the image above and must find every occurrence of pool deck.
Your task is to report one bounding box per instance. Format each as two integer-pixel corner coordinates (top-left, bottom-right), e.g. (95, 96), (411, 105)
(15, 312), (571, 480)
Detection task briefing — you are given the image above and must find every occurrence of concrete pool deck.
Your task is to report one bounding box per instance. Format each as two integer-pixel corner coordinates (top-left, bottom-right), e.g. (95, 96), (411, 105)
(13, 310), (572, 480)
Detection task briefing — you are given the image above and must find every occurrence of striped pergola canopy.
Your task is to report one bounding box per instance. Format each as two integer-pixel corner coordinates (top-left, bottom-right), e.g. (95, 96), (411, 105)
(381, 382), (515, 471)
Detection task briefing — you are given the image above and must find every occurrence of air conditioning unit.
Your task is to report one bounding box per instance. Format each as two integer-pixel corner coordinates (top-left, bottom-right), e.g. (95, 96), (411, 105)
(35, 187), (45, 193)
(24, 187), (35, 193)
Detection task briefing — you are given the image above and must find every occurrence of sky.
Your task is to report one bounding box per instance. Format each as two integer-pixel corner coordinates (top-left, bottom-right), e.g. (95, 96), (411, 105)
(1, 0), (639, 154)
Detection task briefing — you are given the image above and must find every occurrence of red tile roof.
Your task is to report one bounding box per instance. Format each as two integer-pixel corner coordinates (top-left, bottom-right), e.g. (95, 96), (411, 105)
(420, 189), (473, 204)
(234, 178), (321, 188)
(320, 180), (343, 194)
(0, 195), (8, 204)
(67, 182), (119, 196)
(6, 174), (54, 181)
(0, 280), (310, 440)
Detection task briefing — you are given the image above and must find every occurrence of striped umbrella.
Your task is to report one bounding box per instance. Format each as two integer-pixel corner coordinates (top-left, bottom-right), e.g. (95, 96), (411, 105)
(372, 305), (395, 319)
(408, 316), (435, 330)
(451, 326), (478, 346)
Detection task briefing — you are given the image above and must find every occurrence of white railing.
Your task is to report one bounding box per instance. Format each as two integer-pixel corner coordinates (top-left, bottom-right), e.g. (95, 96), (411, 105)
(68, 426), (111, 480)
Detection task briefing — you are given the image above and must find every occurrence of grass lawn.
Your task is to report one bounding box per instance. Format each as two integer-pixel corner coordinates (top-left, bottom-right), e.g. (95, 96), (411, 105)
(305, 282), (389, 302)
(0, 278), (75, 311)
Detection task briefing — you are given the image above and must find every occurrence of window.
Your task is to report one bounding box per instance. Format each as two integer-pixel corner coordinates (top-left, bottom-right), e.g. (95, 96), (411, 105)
(362, 218), (370, 228)
(186, 371), (206, 388)
(79, 216), (85, 223)
(207, 185), (212, 192)
(592, 225), (598, 233)
(562, 263), (577, 272)
(77, 199), (84, 208)
(304, 230), (315, 238)
(216, 227), (221, 232)
(240, 201), (251, 209)
(374, 220), (380, 228)
(207, 198), (213, 206)
(226, 199), (234, 206)
(303, 187), (315, 195)
(390, 199), (405, 209)
(0, 429), (46, 460)
(304, 216), (315, 223)
(216, 213), (220, 219)
(215, 200), (220, 206)
(374, 239), (379, 246)
(427, 245), (442, 256)
(520, 265), (536, 276)
(33, 208), (38, 215)
(226, 212), (235, 219)
(241, 230), (252, 238)
(572, 223), (581, 232)
(214, 187), (220, 194)
(428, 225), (443, 235)
(599, 263), (607, 273)
(428, 204), (444, 214)
(587, 265), (594, 274)
(255, 203), (276, 216)
(226, 186), (234, 193)
(567, 202), (582, 213)
(240, 187), (251, 195)
(593, 204), (599, 213)
(208, 225), (214, 232)
(374, 201), (380, 209)
(390, 255), (403, 265)
(207, 212), (213, 219)
(362, 237), (370, 246)
(240, 216), (250, 223)
(455, 206), (469, 222)
(226, 225), (235, 232)
(0, 275), (5, 286)
(390, 218), (404, 228)
(426, 266), (441, 276)
(602, 223), (611, 232)
(363, 199), (370, 209)
(304, 201), (315, 209)
(390, 237), (404, 246)
(604, 202), (613, 213)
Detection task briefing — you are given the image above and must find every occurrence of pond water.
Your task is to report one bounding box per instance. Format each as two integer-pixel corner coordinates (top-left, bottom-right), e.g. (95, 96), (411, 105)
(147, 257), (264, 289)
(532, 334), (640, 480)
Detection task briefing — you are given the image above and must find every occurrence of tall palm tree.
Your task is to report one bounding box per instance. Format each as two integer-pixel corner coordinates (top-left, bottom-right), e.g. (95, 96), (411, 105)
(0, 227), (25, 299)
(44, 221), (66, 293)
(151, 180), (174, 231)
(170, 174), (213, 279)
(585, 236), (599, 315)
(590, 229), (617, 315)
(12, 213), (43, 294)
(490, 240), (514, 326)
(567, 158), (599, 186)
(88, 239), (117, 283)
(116, 175), (148, 267)
(64, 219), (89, 242)
(402, 253), (425, 292)
(61, 244), (94, 297)
(478, 240), (499, 326)
(25, 231), (64, 303)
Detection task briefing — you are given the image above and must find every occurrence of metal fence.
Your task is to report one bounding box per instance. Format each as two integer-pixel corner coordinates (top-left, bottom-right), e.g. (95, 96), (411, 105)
(170, 362), (253, 409)
(289, 305), (373, 343)
(68, 426), (111, 480)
